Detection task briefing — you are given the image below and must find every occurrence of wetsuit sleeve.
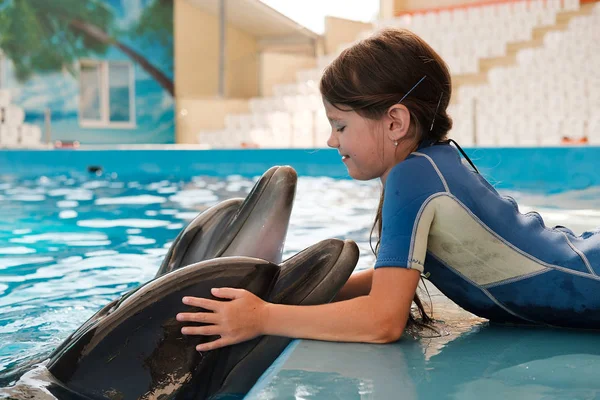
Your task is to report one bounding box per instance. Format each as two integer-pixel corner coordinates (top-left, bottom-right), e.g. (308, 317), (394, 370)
(374, 157), (446, 272)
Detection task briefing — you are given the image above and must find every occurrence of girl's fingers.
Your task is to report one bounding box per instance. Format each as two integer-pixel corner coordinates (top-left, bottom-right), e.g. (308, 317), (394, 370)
(176, 312), (218, 324)
(181, 296), (221, 310)
(196, 337), (230, 352)
(181, 325), (221, 336)
(211, 287), (246, 300)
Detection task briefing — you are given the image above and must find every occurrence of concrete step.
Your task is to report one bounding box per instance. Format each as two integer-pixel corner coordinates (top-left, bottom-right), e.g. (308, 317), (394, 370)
(453, 72), (487, 87)
(531, 23), (569, 41)
(478, 53), (516, 74)
(505, 37), (544, 54)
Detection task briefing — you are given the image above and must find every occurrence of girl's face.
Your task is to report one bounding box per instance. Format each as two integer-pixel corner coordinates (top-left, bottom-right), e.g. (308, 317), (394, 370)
(324, 100), (415, 184)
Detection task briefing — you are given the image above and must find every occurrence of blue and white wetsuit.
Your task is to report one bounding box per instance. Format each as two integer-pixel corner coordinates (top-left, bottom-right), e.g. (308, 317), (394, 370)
(374, 141), (600, 329)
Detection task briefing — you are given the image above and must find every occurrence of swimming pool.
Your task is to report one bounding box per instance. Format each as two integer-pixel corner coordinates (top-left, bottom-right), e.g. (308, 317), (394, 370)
(1, 148), (600, 398)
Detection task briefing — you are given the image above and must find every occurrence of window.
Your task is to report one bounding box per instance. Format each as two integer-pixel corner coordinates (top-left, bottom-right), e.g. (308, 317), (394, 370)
(79, 60), (136, 128)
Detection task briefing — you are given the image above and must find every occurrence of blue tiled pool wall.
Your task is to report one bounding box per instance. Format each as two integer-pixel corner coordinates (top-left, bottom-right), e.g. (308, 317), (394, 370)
(0, 147), (599, 193)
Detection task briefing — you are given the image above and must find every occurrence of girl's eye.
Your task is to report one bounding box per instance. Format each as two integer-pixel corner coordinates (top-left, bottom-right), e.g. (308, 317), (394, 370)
(336, 126), (345, 133)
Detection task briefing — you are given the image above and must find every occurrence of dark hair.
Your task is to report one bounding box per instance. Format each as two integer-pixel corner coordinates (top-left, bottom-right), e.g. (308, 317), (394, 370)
(320, 28), (453, 331)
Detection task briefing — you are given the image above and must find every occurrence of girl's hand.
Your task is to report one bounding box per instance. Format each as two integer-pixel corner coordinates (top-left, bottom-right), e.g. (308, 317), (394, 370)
(176, 288), (268, 352)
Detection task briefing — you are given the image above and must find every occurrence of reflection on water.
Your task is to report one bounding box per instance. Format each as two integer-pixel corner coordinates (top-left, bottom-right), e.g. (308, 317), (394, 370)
(1, 172), (600, 399)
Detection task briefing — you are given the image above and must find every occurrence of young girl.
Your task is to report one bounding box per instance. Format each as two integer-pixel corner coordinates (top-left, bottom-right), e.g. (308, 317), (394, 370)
(176, 28), (600, 351)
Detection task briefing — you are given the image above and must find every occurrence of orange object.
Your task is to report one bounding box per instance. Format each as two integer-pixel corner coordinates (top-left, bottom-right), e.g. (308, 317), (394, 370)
(54, 140), (80, 149)
(561, 136), (589, 145)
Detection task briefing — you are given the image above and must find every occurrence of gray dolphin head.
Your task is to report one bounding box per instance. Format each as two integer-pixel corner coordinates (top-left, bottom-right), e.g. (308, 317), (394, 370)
(40, 239), (358, 400)
(156, 165), (297, 276)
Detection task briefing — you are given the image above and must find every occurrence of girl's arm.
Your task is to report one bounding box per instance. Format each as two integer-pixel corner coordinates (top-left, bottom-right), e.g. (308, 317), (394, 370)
(177, 267), (420, 351)
(333, 268), (373, 302)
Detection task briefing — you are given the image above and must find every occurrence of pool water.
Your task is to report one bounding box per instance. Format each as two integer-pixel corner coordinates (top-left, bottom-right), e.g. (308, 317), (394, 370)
(1, 172), (600, 398)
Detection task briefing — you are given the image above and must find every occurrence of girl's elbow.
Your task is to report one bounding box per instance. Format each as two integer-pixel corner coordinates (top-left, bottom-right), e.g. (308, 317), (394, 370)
(370, 319), (406, 344)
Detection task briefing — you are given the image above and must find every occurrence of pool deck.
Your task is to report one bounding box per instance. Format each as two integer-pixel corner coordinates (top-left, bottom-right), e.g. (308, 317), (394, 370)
(245, 283), (487, 399)
(245, 282), (600, 399)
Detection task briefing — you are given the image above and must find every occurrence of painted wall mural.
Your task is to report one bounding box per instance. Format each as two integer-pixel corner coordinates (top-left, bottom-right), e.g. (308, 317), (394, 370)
(0, 0), (174, 144)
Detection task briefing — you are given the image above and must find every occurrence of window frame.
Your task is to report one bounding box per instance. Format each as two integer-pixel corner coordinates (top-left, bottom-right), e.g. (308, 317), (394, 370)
(78, 59), (136, 129)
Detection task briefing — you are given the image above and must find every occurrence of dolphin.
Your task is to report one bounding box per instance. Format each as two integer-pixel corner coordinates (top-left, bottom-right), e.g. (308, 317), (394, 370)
(32, 239), (358, 399)
(0, 165), (297, 396)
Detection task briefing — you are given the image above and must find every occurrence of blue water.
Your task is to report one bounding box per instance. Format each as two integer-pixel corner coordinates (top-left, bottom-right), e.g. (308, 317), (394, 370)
(1, 171), (600, 398)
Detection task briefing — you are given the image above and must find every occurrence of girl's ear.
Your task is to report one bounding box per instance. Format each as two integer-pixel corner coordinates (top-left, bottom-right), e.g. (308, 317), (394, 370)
(384, 104), (411, 142)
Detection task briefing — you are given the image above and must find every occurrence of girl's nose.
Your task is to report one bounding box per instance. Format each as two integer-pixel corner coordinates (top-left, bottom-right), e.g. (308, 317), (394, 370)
(327, 131), (339, 149)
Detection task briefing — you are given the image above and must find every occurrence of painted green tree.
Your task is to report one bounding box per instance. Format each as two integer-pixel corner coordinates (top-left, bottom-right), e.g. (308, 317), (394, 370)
(0, 0), (174, 96)
(131, 0), (173, 74)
